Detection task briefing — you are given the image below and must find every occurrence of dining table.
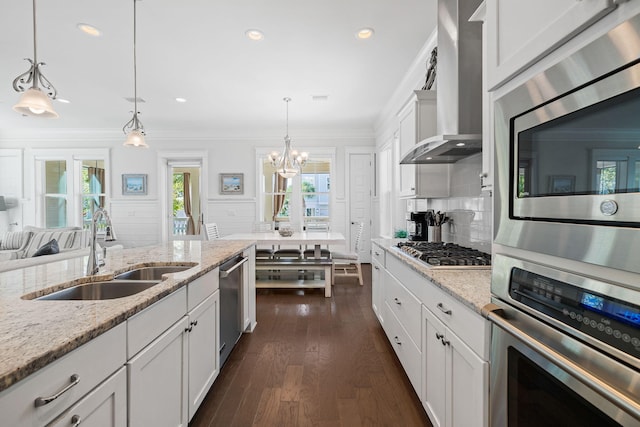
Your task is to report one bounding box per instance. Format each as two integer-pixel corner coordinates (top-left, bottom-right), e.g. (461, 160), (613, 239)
(221, 231), (346, 297)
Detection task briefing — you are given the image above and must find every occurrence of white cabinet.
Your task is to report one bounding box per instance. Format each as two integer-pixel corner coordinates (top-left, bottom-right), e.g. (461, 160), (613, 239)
(371, 243), (386, 324)
(187, 291), (219, 421)
(398, 90), (449, 198)
(0, 323), (126, 427)
(242, 246), (256, 332)
(128, 267), (222, 426)
(422, 306), (488, 427)
(485, 0), (618, 90)
(128, 317), (189, 427)
(48, 366), (127, 427)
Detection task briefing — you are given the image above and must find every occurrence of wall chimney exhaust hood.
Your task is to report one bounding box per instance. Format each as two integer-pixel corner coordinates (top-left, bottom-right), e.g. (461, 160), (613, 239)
(401, 0), (483, 165)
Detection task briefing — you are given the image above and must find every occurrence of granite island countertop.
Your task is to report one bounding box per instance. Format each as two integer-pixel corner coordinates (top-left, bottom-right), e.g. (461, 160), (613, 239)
(0, 239), (255, 393)
(372, 238), (492, 315)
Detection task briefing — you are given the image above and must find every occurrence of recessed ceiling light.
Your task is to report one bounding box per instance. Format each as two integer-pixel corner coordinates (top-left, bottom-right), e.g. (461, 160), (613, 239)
(356, 28), (375, 40)
(426, 157), (433, 160)
(57, 98), (70, 104)
(175, 97), (187, 103)
(77, 23), (102, 37)
(456, 142), (466, 147)
(245, 29), (264, 41)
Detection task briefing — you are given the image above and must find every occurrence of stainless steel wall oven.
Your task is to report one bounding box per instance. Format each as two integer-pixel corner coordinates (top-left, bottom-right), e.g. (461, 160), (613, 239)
(490, 10), (640, 427)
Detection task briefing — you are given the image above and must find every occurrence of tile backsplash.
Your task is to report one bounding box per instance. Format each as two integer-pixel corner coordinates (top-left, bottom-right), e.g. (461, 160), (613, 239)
(427, 153), (492, 254)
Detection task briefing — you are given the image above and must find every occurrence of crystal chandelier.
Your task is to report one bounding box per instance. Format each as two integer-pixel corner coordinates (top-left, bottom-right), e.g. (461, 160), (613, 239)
(268, 97), (308, 178)
(122, 0), (148, 148)
(12, 0), (59, 118)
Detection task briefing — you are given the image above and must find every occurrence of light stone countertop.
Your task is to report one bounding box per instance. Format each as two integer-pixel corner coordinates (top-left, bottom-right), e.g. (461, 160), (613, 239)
(0, 239), (255, 393)
(372, 239), (492, 315)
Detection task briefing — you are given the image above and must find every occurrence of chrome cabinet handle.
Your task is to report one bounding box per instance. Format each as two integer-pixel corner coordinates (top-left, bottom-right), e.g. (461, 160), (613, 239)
(190, 320), (198, 327)
(441, 338), (450, 346)
(71, 415), (82, 427)
(394, 297), (402, 305)
(34, 374), (80, 407)
(394, 336), (402, 346)
(437, 303), (452, 315)
(435, 332), (444, 340)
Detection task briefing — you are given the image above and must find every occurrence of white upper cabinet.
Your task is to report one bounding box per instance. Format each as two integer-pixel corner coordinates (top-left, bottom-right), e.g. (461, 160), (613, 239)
(485, 0), (618, 90)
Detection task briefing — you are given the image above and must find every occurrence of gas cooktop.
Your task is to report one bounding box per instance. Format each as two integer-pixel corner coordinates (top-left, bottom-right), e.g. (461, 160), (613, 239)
(395, 242), (491, 269)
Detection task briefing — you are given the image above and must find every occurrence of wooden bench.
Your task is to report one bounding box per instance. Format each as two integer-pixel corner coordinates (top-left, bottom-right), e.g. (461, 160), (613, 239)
(255, 258), (332, 297)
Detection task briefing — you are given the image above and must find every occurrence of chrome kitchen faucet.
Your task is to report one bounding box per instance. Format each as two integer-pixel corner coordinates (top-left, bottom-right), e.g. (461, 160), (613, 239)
(86, 208), (117, 275)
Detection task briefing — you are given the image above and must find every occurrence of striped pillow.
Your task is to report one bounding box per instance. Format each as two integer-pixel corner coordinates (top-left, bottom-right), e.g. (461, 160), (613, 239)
(0, 231), (28, 250)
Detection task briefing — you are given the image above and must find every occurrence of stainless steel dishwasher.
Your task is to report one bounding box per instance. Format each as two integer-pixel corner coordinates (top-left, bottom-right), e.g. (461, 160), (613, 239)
(219, 255), (248, 368)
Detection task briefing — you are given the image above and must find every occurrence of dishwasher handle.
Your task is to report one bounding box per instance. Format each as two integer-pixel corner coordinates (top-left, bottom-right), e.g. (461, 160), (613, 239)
(220, 257), (248, 278)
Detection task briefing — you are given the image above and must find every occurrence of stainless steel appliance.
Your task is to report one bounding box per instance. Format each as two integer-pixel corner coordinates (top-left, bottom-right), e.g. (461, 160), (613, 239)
(494, 11), (640, 275)
(219, 255), (247, 368)
(395, 241), (491, 269)
(485, 255), (640, 426)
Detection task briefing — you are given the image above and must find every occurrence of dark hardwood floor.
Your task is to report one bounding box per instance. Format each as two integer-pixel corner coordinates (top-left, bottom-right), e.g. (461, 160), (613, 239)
(190, 264), (432, 427)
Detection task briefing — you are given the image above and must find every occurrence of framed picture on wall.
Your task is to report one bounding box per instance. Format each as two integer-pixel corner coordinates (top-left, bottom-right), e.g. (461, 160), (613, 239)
(548, 175), (575, 194)
(220, 173), (243, 195)
(122, 174), (147, 195)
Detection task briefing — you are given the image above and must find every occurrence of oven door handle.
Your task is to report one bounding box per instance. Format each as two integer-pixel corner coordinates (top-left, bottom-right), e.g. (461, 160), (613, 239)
(484, 303), (640, 421)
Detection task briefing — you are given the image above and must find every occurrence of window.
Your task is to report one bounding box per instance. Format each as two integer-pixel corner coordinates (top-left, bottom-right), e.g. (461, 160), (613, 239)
(259, 152), (333, 229)
(33, 149), (109, 229)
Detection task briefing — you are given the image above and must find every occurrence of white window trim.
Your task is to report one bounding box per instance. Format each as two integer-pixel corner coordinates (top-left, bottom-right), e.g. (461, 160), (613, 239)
(255, 147), (336, 229)
(30, 148), (110, 228)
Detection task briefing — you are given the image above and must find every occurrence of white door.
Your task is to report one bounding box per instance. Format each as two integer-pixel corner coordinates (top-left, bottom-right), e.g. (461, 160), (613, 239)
(348, 151), (373, 263)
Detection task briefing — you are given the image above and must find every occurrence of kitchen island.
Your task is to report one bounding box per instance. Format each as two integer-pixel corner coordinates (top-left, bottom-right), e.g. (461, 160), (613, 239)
(0, 239), (255, 393)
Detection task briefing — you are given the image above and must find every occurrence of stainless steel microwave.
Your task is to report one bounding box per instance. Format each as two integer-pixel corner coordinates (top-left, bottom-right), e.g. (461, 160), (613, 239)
(494, 11), (640, 275)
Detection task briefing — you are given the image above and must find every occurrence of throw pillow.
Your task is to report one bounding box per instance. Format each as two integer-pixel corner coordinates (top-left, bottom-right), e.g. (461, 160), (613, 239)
(0, 231), (26, 250)
(32, 239), (60, 257)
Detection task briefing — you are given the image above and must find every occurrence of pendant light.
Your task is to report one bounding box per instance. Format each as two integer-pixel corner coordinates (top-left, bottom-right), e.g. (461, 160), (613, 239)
(12, 0), (59, 118)
(122, 0), (148, 148)
(267, 98), (308, 178)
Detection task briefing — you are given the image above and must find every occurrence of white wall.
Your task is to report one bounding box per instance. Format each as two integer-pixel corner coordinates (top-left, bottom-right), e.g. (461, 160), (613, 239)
(0, 130), (373, 248)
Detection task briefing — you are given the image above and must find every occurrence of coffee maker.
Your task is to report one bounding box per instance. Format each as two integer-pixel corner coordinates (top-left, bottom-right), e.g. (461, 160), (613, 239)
(407, 211), (430, 241)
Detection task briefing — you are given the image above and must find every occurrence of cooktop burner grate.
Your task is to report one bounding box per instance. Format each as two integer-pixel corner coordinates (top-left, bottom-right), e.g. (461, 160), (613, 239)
(396, 242), (491, 268)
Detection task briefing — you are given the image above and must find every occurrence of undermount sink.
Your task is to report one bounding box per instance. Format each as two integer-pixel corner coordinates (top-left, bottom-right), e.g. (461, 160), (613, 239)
(114, 265), (195, 281)
(36, 280), (160, 301)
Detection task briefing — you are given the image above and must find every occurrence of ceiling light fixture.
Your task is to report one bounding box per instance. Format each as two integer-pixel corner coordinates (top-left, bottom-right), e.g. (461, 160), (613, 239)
(356, 27), (375, 40)
(245, 29), (264, 41)
(175, 97), (187, 103)
(77, 23), (101, 37)
(12, 0), (59, 118)
(268, 97), (308, 179)
(123, 0), (148, 148)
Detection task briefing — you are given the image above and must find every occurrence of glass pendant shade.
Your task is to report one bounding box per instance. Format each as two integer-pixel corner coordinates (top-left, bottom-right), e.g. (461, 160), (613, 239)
(124, 129), (148, 148)
(13, 87), (58, 118)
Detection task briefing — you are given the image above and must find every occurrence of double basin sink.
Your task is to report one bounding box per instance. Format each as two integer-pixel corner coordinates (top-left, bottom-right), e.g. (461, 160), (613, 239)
(36, 265), (196, 301)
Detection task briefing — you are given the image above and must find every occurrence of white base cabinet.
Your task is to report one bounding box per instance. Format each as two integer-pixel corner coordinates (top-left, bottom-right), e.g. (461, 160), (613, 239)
(422, 306), (488, 427)
(371, 243), (386, 325)
(49, 366), (127, 427)
(187, 291), (220, 420)
(128, 317), (189, 427)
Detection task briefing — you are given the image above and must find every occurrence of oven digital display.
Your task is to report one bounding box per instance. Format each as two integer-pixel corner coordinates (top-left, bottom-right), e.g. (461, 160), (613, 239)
(510, 268), (640, 357)
(581, 292), (640, 328)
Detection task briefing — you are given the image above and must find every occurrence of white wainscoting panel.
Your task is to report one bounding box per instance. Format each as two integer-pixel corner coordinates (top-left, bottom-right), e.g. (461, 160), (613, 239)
(109, 200), (163, 248)
(206, 199), (256, 237)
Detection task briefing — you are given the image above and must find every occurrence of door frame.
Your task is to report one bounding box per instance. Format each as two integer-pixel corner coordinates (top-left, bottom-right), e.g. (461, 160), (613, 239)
(157, 151), (208, 243)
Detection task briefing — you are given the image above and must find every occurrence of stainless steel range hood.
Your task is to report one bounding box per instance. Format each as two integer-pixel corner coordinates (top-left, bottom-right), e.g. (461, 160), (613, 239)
(401, 0), (483, 164)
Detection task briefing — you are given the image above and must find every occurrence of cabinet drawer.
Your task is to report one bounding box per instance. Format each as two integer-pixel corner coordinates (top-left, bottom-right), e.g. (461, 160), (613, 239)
(372, 244), (386, 267)
(385, 271), (421, 347)
(384, 302), (422, 396)
(0, 323), (126, 427)
(188, 268), (219, 311)
(422, 284), (489, 358)
(127, 286), (187, 358)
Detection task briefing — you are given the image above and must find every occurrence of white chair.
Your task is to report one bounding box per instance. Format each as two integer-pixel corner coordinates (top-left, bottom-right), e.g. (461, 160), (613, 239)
(303, 222), (331, 259)
(204, 223), (220, 240)
(331, 222), (364, 286)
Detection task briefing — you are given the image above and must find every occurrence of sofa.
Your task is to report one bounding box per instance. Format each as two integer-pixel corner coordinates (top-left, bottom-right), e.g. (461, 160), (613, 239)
(0, 226), (90, 266)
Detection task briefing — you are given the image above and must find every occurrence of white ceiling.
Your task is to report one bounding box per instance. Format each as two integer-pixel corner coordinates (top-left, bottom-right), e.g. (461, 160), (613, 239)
(0, 0), (436, 137)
